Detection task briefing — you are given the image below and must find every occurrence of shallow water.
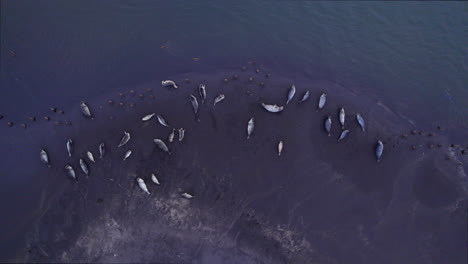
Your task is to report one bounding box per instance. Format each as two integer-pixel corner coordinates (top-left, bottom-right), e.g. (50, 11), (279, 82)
(1, 1), (467, 263)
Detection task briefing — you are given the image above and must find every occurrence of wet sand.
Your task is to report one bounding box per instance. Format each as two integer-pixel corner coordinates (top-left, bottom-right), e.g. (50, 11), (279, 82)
(1, 65), (466, 263)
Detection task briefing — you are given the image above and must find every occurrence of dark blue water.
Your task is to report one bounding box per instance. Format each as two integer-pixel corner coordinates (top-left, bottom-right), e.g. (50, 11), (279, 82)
(1, 1), (466, 263)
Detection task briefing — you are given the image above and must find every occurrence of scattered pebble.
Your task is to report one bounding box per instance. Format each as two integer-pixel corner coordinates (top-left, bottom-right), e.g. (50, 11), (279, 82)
(248, 77), (254, 82)
(149, 95), (155, 100)
(255, 68), (260, 73)
(242, 66), (246, 71)
(411, 130), (417, 135)
(139, 94), (144, 99)
(223, 78), (229, 83)
(7, 122), (13, 127)
(419, 131), (425, 135)
(451, 144), (459, 148)
(44, 116), (50, 121)
(184, 79), (190, 83)
(428, 132), (435, 137)
(109, 115), (115, 120)
(232, 74), (238, 80)
(437, 143), (442, 148)
(411, 145), (417, 150)
(246, 90), (252, 95)
(54, 121), (61, 126)
(248, 60), (254, 65)
(259, 82), (265, 87)
(400, 134), (408, 138)
(10, 50), (16, 57)
(461, 150), (466, 155)
(28, 116), (36, 121)
(456, 161), (463, 166)
(21, 123), (26, 128)
(146, 88), (152, 92)
(437, 125), (443, 130)
(119, 102), (125, 107)
(266, 73), (270, 78)
(129, 103), (135, 108)
(58, 110), (65, 114)
(130, 90), (136, 95)
(428, 144), (434, 149)
(192, 58), (200, 62)
(119, 92), (125, 98)
(50, 107), (57, 112)
(108, 100), (114, 105)
(65, 121), (72, 126)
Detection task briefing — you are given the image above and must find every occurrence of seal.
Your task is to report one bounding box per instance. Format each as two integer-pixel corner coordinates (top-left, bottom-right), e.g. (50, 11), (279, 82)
(376, 140), (384, 162)
(338, 130), (349, 142)
(87, 151), (96, 163)
(137, 178), (151, 194)
(65, 164), (76, 180)
(356, 113), (365, 132)
(99, 142), (105, 159)
(199, 84), (207, 104)
(261, 103), (284, 113)
(325, 116), (332, 136)
(339, 108), (345, 129)
(300, 90), (310, 102)
(142, 113), (156, 121)
(123, 150), (132, 160)
(80, 158), (89, 176)
(66, 139), (73, 157)
(213, 94), (225, 106)
(247, 117), (255, 139)
(178, 128), (185, 142)
(190, 94), (199, 115)
(278, 141), (284, 156)
(161, 80), (178, 89)
(80, 101), (92, 117)
(153, 139), (171, 154)
(286, 85), (296, 104)
(40, 149), (50, 167)
(317, 93), (327, 111)
(118, 131), (131, 148)
(151, 173), (161, 185)
(157, 115), (170, 127)
(181, 192), (194, 199)
(168, 129), (175, 143)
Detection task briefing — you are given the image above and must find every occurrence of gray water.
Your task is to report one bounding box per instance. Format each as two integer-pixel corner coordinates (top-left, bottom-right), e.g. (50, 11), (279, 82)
(0, 1), (466, 263)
